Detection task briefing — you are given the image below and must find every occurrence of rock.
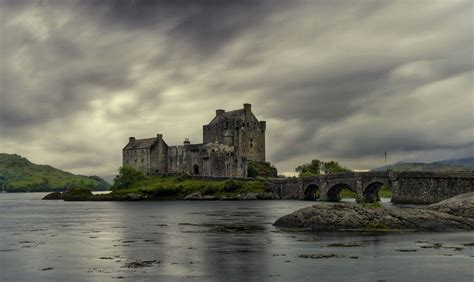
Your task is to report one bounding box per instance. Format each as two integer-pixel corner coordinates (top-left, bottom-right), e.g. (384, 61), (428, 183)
(274, 202), (474, 232)
(427, 192), (474, 218)
(125, 193), (146, 201)
(42, 192), (63, 200)
(256, 192), (274, 200)
(201, 195), (217, 200)
(183, 192), (202, 200)
(239, 192), (258, 200)
(62, 188), (93, 201)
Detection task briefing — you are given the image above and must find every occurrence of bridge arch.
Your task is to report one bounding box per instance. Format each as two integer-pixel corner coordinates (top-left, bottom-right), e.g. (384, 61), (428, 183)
(363, 181), (385, 203)
(326, 183), (355, 202)
(303, 184), (320, 201)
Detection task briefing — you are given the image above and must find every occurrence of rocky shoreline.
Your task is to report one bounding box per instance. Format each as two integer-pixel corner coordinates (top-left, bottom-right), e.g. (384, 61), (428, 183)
(274, 193), (474, 232)
(42, 189), (276, 201)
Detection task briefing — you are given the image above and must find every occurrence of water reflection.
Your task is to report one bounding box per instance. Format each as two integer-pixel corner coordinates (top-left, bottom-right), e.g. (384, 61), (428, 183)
(0, 194), (473, 281)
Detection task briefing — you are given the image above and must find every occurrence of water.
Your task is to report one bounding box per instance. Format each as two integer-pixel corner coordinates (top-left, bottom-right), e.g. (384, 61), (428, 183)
(1, 193), (473, 281)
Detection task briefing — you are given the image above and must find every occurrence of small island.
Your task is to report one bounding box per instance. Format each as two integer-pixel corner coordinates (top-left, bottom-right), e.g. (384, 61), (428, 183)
(43, 166), (277, 201)
(274, 192), (474, 232)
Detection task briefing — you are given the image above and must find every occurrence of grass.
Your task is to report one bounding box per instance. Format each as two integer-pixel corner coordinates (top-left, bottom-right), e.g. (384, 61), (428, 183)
(378, 186), (393, 198)
(340, 189), (356, 198)
(111, 174), (271, 200)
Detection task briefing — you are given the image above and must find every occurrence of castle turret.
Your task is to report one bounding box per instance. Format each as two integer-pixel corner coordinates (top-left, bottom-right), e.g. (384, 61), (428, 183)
(129, 137), (135, 144)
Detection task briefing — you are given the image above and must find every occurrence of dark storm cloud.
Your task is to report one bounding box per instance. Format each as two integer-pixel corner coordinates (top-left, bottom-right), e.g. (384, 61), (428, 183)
(93, 0), (275, 55)
(0, 0), (472, 176)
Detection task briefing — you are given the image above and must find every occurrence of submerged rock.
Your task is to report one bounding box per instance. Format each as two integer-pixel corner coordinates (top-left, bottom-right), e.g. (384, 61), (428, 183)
(274, 202), (474, 232)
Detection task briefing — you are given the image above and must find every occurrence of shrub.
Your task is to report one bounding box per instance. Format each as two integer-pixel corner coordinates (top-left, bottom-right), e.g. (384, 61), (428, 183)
(223, 179), (242, 192)
(153, 186), (179, 197)
(112, 166), (146, 190)
(202, 185), (219, 195)
(247, 160), (278, 178)
(296, 159), (351, 177)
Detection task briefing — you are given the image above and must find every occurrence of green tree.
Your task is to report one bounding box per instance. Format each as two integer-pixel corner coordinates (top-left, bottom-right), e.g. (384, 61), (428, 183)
(247, 160), (278, 178)
(296, 159), (323, 177)
(112, 166), (146, 190)
(296, 159), (351, 177)
(322, 161), (352, 174)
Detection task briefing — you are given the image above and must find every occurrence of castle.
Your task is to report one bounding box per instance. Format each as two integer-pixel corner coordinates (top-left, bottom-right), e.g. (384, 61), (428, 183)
(122, 103), (266, 177)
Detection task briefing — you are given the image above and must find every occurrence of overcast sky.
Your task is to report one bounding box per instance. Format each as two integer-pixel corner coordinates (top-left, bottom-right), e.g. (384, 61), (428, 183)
(0, 0), (472, 179)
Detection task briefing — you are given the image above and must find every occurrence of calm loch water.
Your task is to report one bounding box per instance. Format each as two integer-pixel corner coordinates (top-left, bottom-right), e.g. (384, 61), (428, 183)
(0, 193), (473, 281)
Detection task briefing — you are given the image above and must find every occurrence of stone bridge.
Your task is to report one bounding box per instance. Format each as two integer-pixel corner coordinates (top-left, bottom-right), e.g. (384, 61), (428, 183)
(269, 171), (474, 204)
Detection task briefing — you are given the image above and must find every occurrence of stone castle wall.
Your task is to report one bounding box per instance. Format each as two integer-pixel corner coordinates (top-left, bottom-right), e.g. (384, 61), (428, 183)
(123, 103), (265, 177)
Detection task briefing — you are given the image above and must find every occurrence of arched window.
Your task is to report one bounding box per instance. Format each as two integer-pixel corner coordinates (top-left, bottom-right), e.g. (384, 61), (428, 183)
(193, 165), (200, 175)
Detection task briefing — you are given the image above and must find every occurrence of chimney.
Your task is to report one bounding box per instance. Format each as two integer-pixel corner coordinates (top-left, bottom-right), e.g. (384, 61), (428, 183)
(216, 109), (225, 116)
(156, 134), (163, 140)
(183, 138), (190, 145)
(244, 103), (251, 113)
(129, 137), (135, 143)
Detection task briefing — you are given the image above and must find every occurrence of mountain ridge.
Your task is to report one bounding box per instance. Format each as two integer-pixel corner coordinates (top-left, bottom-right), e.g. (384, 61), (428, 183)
(371, 157), (474, 172)
(0, 153), (110, 192)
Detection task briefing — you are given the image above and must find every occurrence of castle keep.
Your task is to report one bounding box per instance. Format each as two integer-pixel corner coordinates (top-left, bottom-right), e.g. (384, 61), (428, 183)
(122, 103), (266, 177)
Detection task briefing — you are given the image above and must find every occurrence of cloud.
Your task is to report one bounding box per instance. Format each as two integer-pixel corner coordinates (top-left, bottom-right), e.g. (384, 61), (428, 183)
(0, 0), (472, 178)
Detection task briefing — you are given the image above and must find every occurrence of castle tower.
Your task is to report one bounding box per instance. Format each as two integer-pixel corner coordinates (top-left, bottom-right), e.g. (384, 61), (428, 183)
(203, 103), (266, 162)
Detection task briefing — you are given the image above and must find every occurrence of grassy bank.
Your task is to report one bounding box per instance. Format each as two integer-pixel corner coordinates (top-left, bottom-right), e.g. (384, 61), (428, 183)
(111, 174), (272, 200)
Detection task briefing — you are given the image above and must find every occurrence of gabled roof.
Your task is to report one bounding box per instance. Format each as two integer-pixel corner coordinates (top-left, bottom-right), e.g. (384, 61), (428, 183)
(208, 109), (245, 125)
(124, 137), (158, 150)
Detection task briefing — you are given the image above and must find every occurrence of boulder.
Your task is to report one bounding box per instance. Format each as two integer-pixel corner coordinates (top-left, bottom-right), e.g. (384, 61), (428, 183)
(274, 202), (474, 232)
(42, 192), (63, 200)
(125, 193), (147, 201)
(62, 188), (93, 201)
(183, 192), (203, 200)
(427, 192), (474, 218)
(239, 192), (258, 200)
(256, 192), (274, 200)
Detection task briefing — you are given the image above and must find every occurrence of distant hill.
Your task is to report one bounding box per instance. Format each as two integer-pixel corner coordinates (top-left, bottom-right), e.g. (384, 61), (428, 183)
(434, 157), (474, 168)
(372, 157), (474, 172)
(0, 153), (110, 192)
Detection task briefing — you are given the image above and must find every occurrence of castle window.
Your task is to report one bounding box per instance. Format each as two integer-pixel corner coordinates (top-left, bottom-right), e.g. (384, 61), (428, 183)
(250, 139), (254, 147)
